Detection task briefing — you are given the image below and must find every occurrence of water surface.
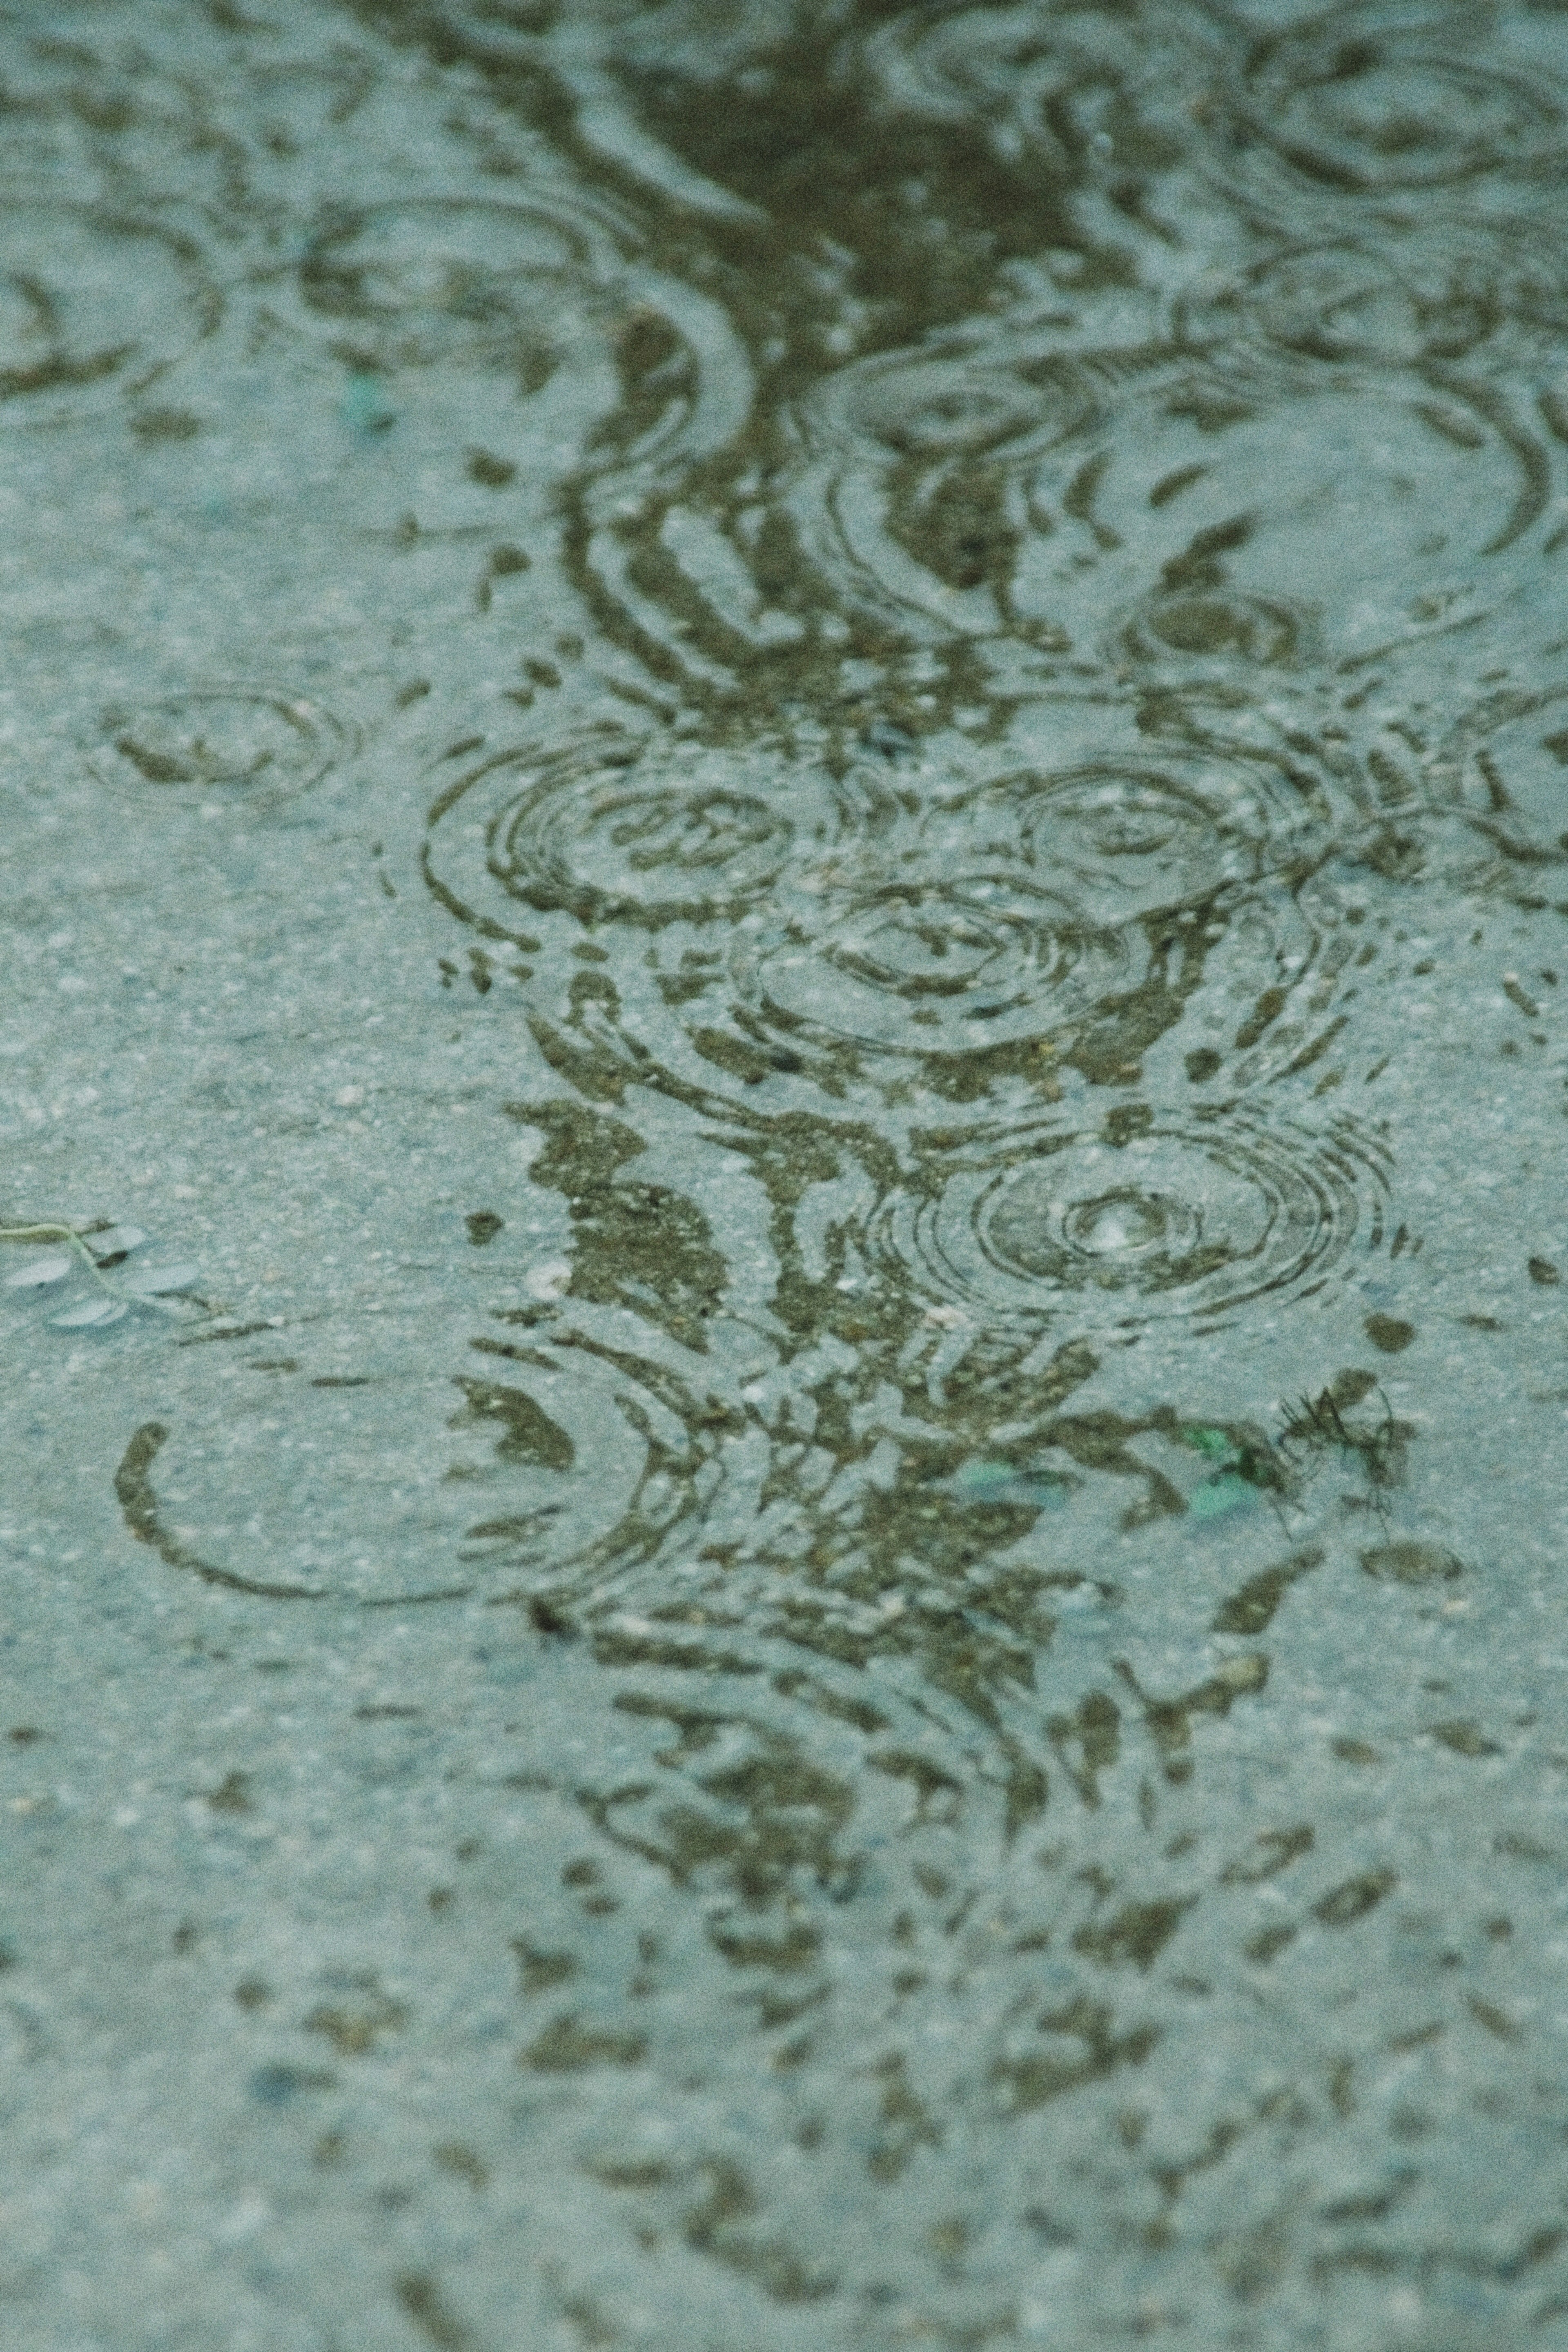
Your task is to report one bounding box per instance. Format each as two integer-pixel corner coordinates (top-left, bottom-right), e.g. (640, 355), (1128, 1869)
(3, 4), (1568, 2345)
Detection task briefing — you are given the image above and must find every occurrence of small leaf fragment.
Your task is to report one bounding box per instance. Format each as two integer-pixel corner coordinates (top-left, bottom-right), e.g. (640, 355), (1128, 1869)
(4, 1254), (74, 1289)
(49, 1296), (130, 1327)
(123, 1262), (200, 1296)
(87, 1226), (148, 1262)
(1361, 1539), (1463, 1583)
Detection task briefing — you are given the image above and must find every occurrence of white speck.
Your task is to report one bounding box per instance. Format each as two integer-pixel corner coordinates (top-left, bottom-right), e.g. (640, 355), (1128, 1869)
(216, 2193), (271, 2243)
(526, 1259), (572, 1301)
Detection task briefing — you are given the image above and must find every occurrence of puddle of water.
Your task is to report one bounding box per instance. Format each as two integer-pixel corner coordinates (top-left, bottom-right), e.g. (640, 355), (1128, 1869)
(2, 3), (1568, 2346)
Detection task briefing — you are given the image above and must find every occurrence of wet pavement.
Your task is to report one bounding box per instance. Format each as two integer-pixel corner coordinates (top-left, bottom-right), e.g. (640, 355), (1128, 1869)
(4, 3), (1568, 2345)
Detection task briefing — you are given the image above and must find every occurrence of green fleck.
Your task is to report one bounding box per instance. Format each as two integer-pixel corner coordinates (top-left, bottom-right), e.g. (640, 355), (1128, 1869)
(1180, 1424), (1237, 1463)
(1187, 1471), (1253, 1521)
(341, 372), (395, 435)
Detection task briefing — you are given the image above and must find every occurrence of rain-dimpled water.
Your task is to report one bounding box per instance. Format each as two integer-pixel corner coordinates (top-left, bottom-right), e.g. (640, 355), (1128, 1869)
(2, 3), (1568, 2347)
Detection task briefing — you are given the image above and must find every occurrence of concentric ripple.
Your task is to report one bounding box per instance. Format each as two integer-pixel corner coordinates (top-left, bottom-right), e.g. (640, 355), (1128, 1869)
(569, 335), (1090, 697)
(880, 1110), (1390, 1331)
(1229, 2), (1568, 209)
(1111, 584), (1320, 677)
(424, 726), (858, 935)
(780, 332), (1557, 669)
(1173, 242), (1500, 373)
(0, 200), (218, 424)
(1021, 361), (1554, 669)
(784, 339), (1107, 641)
(736, 869), (1131, 1062)
(489, 714), (1353, 1103)
(683, 732), (1336, 1086)
(86, 690), (356, 800)
(117, 1316), (728, 1608)
(854, 0), (1229, 209)
(1431, 682), (1568, 868)
(290, 195), (626, 381)
(987, 746), (1331, 924)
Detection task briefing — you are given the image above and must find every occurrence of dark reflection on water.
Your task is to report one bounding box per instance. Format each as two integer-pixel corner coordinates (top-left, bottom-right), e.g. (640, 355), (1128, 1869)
(4, 2), (1568, 2346)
